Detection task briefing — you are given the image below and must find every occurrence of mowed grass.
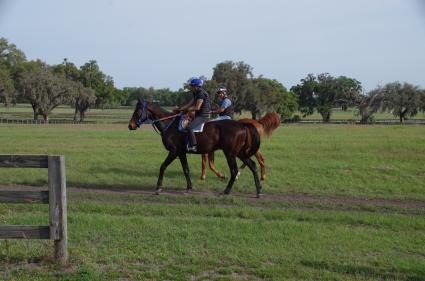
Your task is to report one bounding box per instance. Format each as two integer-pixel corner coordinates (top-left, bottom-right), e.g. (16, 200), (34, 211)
(0, 124), (424, 199)
(1, 192), (424, 281)
(0, 124), (424, 280)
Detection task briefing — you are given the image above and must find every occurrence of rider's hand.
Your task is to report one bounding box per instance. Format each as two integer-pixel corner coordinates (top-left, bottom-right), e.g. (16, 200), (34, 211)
(173, 107), (181, 114)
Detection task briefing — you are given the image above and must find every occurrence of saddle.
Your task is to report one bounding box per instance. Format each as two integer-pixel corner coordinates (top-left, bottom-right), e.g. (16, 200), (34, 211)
(178, 114), (206, 133)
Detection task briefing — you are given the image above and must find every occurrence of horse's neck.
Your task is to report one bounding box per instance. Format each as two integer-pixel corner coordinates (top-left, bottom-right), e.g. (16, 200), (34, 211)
(148, 105), (175, 133)
(148, 105), (171, 120)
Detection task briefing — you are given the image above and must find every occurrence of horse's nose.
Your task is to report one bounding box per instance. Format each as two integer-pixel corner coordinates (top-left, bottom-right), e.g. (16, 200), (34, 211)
(128, 124), (133, 130)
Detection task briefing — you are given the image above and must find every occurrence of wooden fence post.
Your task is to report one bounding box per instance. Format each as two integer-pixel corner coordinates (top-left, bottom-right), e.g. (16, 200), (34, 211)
(48, 156), (68, 265)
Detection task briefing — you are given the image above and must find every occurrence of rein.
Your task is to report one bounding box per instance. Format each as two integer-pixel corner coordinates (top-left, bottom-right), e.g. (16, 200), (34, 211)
(151, 114), (180, 135)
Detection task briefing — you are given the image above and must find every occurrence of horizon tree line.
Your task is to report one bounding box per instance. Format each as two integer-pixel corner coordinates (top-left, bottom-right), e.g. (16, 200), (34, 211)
(1, 37), (424, 123)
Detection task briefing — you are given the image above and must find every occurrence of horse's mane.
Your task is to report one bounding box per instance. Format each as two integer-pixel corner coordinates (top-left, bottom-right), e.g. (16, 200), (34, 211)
(150, 103), (174, 117)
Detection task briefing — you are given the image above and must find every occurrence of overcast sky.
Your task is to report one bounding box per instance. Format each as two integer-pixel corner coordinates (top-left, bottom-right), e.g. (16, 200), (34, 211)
(1, 0), (424, 92)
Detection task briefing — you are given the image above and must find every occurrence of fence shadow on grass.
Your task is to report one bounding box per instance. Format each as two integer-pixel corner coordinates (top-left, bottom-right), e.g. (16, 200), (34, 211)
(301, 260), (425, 281)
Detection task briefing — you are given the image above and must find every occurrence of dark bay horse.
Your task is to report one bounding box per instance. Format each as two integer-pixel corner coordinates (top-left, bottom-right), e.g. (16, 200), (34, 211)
(200, 112), (281, 181)
(128, 100), (263, 197)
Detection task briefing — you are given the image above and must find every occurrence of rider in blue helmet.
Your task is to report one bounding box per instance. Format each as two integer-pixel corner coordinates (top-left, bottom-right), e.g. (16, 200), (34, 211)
(175, 78), (211, 152)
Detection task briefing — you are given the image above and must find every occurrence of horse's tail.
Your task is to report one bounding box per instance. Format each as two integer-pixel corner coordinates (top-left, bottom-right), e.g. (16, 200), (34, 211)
(242, 123), (261, 158)
(258, 112), (281, 138)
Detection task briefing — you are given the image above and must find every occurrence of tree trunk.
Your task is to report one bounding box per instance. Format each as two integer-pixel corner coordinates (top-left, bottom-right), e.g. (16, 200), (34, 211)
(43, 114), (49, 123)
(320, 111), (331, 123)
(400, 115), (404, 124)
(251, 112), (257, 120)
(79, 111), (85, 122)
(73, 106), (78, 122)
(31, 104), (39, 120)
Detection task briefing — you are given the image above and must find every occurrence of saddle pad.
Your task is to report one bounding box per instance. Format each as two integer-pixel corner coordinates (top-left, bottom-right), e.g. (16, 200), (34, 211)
(178, 115), (205, 133)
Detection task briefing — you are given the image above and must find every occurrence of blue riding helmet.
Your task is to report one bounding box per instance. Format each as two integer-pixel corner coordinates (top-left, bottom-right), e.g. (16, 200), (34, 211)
(189, 78), (204, 87)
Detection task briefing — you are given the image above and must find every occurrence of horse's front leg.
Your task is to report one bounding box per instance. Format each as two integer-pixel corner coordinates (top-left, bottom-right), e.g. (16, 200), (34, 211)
(156, 152), (178, 194)
(179, 153), (192, 191)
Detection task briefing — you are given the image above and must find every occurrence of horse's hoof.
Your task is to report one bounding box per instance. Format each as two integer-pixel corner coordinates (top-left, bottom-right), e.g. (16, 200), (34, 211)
(223, 189), (231, 195)
(200, 176), (206, 181)
(184, 188), (192, 194)
(155, 188), (162, 195)
(256, 193), (263, 199)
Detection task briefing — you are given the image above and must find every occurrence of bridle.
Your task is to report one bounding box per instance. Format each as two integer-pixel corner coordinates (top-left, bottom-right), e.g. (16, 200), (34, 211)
(134, 100), (180, 134)
(135, 100), (149, 128)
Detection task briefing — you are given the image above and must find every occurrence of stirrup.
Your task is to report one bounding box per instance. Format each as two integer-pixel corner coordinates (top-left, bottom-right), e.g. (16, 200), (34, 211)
(186, 144), (197, 152)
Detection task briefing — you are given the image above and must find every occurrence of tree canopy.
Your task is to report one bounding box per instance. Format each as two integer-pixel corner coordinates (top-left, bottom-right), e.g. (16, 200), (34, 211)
(291, 73), (362, 122)
(380, 82), (424, 124)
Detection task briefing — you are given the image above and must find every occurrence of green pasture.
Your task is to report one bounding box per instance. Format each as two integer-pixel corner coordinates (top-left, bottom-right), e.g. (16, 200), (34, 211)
(0, 124), (424, 280)
(1, 192), (424, 281)
(0, 124), (424, 199)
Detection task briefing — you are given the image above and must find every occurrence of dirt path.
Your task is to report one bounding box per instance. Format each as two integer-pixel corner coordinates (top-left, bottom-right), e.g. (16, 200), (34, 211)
(2, 184), (425, 211)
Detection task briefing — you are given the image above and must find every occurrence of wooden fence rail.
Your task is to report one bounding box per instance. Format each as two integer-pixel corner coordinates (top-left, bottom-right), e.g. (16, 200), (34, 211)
(0, 155), (68, 265)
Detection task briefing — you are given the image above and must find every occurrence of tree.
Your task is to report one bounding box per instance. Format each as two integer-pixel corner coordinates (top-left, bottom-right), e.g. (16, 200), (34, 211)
(0, 38), (26, 70)
(72, 84), (96, 122)
(52, 58), (97, 122)
(380, 82), (423, 124)
(0, 66), (15, 106)
(247, 77), (294, 119)
(79, 60), (116, 108)
(356, 89), (384, 124)
(18, 61), (77, 121)
(421, 90), (425, 113)
(291, 73), (362, 122)
(334, 76), (363, 110)
(52, 58), (81, 82)
(0, 38), (27, 105)
(290, 73), (317, 117)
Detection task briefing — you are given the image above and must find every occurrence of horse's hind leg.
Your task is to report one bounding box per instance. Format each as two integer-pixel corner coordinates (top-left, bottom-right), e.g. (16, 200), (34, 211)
(241, 157), (263, 198)
(238, 150), (265, 181)
(179, 153), (192, 191)
(255, 150), (266, 181)
(200, 154), (208, 180)
(208, 152), (226, 179)
(156, 151), (178, 194)
(223, 154), (238, 195)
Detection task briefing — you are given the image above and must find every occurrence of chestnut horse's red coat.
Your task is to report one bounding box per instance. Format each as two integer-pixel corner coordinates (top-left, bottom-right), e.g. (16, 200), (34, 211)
(201, 112), (281, 181)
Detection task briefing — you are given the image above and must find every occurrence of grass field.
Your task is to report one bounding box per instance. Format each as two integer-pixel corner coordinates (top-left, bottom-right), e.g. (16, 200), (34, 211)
(0, 124), (424, 199)
(0, 123), (424, 280)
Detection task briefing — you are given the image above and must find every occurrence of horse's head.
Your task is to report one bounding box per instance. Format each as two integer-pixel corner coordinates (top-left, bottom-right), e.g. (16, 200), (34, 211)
(128, 99), (149, 130)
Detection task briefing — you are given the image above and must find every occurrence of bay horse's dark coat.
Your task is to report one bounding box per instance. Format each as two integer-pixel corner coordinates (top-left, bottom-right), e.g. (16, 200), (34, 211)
(128, 101), (262, 196)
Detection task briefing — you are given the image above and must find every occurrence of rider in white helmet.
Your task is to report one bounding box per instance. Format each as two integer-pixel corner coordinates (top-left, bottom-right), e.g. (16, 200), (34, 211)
(211, 86), (234, 121)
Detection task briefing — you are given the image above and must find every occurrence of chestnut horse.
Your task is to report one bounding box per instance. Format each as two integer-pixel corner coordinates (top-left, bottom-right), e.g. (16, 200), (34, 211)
(128, 100), (263, 197)
(201, 112), (281, 181)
